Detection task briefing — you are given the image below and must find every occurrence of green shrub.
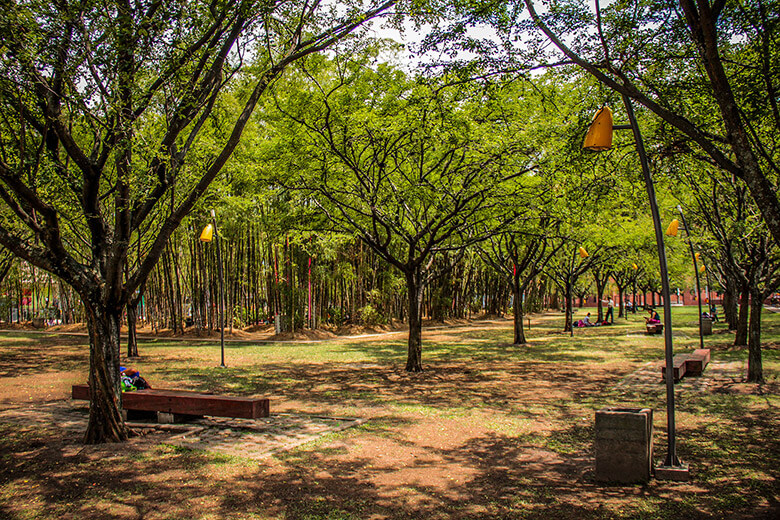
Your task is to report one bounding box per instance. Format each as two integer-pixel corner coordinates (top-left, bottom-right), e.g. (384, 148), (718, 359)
(358, 304), (384, 326)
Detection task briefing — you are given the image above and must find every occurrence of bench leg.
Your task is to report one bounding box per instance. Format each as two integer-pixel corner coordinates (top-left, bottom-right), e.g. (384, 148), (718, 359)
(125, 409), (158, 422)
(156, 412), (202, 424)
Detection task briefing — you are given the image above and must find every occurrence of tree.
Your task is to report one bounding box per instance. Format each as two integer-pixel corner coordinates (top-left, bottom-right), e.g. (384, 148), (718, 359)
(422, 0), (780, 325)
(125, 281), (146, 359)
(683, 172), (780, 382)
(0, 0), (395, 443)
(479, 218), (562, 345)
(515, 0), (780, 251)
(612, 262), (636, 318)
(546, 239), (596, 334)
(591, 258), (613, 321)
(267, 60), (535, 370)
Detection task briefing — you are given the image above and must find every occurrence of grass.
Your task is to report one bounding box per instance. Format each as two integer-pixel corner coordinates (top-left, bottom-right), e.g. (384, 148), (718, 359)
(0, 306), (778, 519)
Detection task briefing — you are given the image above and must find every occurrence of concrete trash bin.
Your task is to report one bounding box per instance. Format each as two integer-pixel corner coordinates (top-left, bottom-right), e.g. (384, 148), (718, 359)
(701, 317), (712, 336)
(595, 408), (653, 483)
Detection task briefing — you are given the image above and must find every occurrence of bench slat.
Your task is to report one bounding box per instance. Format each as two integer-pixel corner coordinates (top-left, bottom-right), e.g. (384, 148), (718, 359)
(72, 384), (269, 419)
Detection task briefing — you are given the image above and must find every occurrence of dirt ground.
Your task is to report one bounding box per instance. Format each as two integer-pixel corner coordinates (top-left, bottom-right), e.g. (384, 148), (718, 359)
(0, 316), (777, 519)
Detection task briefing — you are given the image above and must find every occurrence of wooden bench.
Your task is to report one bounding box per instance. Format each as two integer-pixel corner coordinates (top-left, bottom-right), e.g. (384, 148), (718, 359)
(685, 348), (710, 376)
(662, 354), (689, 382)
(660, 349), (711, 382)
(646, 323), (663, 335)
(72, 384), (269, 423)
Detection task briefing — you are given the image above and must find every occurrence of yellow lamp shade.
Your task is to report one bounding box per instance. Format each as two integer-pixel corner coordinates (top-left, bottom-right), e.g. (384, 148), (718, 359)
(583, 106), (614, 151)
(666, 219), (679, 237)
(632, 263), (638, 270)
(699, 264), (706, 273)
(578, 246), (589, 258)
(199, 223), (214, 242)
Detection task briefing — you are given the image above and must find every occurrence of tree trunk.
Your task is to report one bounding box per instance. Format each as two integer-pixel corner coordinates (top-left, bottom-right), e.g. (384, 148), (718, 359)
(746, 293), (764, 383)
(125, 269), (144, 359)
(84, 302), (129, 444)
(564, 282), (573, 333)
(59, 280), (73, 324)
(594, 273), (606, 321)
(405, 270), (423, 372)
(735, 288), (749, 346)
(512, 285), (526, 345)
(171, 241), (184, 334)
(723, 278), (739, 330)
(126, 302), (139, 358)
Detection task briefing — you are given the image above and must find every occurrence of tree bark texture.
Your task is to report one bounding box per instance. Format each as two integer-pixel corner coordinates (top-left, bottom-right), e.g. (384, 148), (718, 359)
(84, 303), (129, 444)
(736, 288), (749, 346)
(512, 285), (526, 345)
(405, 271), (423, 372)
(747, 293), (764, 383)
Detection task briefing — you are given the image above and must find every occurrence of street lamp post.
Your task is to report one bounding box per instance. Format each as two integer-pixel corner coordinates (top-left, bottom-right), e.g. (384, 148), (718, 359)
(584, 97), (688, 478)
(668, 207), (705, 350)
(200, 210), (225, 367)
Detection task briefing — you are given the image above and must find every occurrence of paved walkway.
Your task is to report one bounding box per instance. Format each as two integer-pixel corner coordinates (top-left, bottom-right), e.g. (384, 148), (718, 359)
(0, 401), (364, 461)
(613, 360), (747, 395)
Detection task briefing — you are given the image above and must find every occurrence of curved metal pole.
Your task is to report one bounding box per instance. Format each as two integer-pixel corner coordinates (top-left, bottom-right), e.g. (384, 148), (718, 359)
(621, 94), (681, 468)
(677, 206), (705, 350)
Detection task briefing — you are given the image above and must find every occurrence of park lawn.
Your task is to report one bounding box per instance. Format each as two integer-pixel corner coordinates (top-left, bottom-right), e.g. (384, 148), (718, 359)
(0, 307), (777, 519)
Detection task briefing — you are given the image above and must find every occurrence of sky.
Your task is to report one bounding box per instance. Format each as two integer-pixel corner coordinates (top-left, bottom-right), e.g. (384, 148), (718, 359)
(365, 13), (501, 71)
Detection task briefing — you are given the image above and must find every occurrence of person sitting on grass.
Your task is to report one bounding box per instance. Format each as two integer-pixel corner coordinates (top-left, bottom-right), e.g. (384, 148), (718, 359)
(645, 308), (661, 325)
(581, 312), (595, 327)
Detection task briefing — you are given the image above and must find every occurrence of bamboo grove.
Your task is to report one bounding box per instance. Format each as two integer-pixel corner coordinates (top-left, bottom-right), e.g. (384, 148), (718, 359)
(1, 225), (728, 339)
(0, 227), (537, 335)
